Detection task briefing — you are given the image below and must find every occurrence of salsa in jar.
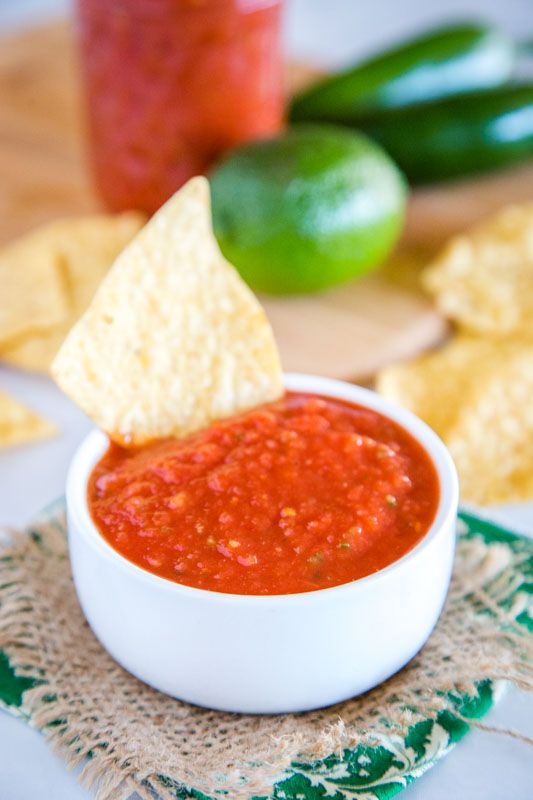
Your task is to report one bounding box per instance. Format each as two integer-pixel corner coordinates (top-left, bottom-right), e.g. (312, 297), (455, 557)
(77, 0), (284, 213)
(88, 393), (440, 595)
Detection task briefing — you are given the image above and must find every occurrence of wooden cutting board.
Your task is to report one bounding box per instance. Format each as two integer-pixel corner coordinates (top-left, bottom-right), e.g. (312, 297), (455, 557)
(2, 22), (533, 380)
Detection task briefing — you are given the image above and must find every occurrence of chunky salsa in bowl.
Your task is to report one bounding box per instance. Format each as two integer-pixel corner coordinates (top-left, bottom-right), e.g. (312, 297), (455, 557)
(68, 373), (457, 713)
(87, 388), (439, 597)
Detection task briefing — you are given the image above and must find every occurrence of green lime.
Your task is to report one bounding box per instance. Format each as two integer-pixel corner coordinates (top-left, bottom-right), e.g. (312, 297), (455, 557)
(210, 124), (407, 295)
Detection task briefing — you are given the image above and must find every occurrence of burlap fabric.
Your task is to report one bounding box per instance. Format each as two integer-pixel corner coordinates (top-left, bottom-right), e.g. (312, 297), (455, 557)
(0, 506), (531, 800)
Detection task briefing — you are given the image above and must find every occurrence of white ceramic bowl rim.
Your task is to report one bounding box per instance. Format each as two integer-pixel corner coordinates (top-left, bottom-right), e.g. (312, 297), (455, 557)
(67, 372), (459, 606)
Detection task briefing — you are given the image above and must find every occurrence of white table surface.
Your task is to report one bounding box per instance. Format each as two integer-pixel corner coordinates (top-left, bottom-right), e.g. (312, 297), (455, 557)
(1, 0), (532, 797)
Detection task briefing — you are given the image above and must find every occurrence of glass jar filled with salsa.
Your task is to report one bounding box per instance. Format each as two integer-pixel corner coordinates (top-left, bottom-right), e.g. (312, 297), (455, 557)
(76, 0), (284, 213)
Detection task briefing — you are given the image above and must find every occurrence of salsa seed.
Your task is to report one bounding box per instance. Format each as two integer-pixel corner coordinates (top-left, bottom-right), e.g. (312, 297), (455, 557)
(228, 539), (241, 548)
(348, 525), (362, 536)
(168, 492), (187, 509)
(280, 506), (296, 518)
(217, 542), (233, 558)
(237, 554), (258, 567)
(280, 430), (297, 442)
(386, 494), (397, 507)
(377, 444), (394, 459)
(337, 542), (351, 549)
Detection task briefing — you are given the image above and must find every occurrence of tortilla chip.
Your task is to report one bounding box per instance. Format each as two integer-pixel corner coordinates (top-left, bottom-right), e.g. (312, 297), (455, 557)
(377, 335), (533, 504)
(423, 203), (533, 335)
(52, 177), (283, 446)
(0, 231), (69, 347)
(50, 212), (147, 313)
(0, 390), (57, 448)
(0, 212), (145, 373)
(0, 328), (67, 373)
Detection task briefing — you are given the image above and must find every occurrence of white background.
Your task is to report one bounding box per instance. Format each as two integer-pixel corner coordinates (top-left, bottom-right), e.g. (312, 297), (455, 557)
(0, 1), (532, 798)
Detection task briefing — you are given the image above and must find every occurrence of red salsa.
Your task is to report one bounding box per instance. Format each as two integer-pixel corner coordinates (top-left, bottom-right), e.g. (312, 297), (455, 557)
(89, 393), (439, 595)
(77, 0), (284, 213)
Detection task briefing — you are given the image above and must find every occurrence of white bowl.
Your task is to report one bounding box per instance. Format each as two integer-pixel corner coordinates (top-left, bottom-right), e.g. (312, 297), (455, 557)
(67, 373), (458, 714)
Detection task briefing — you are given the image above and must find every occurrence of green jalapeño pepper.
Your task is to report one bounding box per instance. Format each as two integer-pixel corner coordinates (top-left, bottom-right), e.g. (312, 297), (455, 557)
(290, 23), (514, 123)
(355, 85), (533, 184)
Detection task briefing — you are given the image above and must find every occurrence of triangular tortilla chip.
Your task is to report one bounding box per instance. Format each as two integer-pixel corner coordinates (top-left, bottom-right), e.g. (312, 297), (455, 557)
(0, 212), (146, 373)
(423, 203), (533, 335)
(377, 334), (533, 504)
(0, 391), (57, 448)
(52, 177), (283, 446)
(0, 231), (69, 347)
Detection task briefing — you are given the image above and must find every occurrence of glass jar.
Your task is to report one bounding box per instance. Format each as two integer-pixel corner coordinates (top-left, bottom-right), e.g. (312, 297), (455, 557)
(77, 0), (284, 213)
